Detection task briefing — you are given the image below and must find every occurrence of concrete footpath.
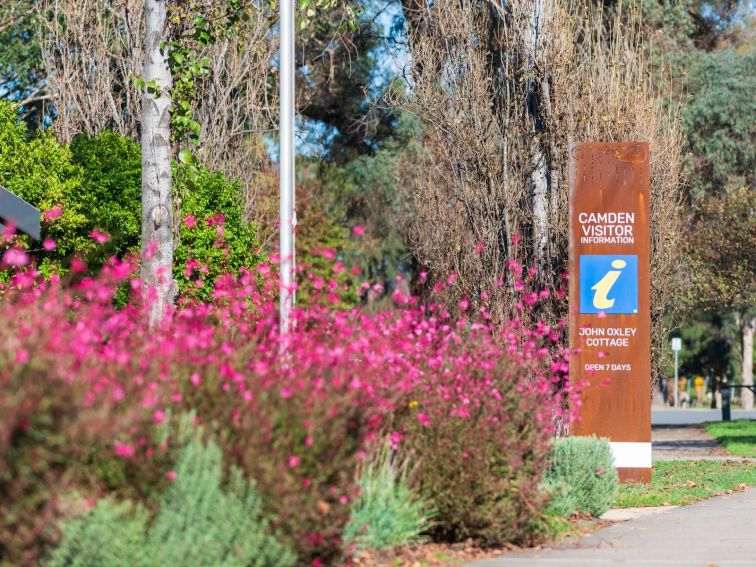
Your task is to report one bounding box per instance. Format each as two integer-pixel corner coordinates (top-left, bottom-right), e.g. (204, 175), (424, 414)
(468, 488), (756, 567)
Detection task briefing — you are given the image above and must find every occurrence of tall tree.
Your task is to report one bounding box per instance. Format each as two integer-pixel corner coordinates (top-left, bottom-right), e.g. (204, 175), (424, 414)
(676, 22), (755, 406)
(141, 0), (175, 324)
(688, 187), (756, 408)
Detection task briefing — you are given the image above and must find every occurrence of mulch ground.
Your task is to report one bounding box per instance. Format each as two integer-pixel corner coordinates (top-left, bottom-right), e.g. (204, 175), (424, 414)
(348, 517), (612, 566)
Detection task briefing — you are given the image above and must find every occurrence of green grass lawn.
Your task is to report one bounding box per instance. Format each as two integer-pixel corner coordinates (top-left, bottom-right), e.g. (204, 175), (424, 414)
(615, 460), (756, 508)
(706, 420), (756, 457)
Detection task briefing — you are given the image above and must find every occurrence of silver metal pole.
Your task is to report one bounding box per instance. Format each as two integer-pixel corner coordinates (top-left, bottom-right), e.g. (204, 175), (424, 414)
(673, 350), (679, 408)
(279, 0), (295, 335)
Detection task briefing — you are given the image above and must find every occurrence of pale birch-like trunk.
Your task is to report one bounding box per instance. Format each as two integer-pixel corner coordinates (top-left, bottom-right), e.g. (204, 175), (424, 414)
(141, 0), (175, 325)
(523, 0), (551, 277)
(742, 315), (755, 410)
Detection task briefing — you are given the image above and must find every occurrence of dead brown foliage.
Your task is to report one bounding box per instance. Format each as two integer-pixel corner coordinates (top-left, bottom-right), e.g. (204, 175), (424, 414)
(399, 1), (684, 380)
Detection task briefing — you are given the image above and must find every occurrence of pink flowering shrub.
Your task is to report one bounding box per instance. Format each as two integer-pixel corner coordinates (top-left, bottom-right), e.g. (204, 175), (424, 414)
(0, 246), (576, 564)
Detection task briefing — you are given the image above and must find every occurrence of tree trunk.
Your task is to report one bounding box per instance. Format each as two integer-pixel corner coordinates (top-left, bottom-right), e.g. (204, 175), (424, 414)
(523, 0), (552, 280)
(742, 314), (755, 410)
(141, 0), (175, 325)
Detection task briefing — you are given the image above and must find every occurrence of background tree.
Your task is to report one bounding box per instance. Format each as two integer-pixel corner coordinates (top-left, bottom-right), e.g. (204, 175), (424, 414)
(688, 186), (756, 408)
(656, 6), (755, 405)
(0, 0), (47, 124)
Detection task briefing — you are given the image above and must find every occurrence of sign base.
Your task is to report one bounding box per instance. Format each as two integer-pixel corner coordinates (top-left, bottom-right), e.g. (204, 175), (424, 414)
(618, 467), (651, 483)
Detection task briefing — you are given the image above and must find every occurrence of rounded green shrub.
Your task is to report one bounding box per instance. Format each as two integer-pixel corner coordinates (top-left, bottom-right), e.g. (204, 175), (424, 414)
(542, 436), (618, 518)
(0, 101), (261, 293)
(0, 100), (87, 276)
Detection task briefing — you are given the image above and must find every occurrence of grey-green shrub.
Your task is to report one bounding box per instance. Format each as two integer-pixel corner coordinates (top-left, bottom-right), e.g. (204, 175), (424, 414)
(48, 500), (150, 567)
(542, 436), (618, 518)
(343, 443), (434, 550)
(48, 425), (295, 567)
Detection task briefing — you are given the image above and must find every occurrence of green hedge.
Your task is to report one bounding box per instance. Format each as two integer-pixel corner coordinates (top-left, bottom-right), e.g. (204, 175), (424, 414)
(0, 101), (261, 295)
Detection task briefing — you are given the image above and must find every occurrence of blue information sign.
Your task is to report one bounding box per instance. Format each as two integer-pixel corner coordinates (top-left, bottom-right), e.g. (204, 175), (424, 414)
(579, 254), (638, 314)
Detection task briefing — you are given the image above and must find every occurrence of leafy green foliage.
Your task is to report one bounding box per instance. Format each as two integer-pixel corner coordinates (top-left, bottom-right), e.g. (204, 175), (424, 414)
(320, 111), (419, 287)
(0, 102), (261, 293)
(542, 436), (618, 518)
(620, 0), (743, 51)
(665, 312), (741, 381)
(681, 48), (755, 200)
(174, 165), (262, 299)
(343, 442), (433, 550)
(0, 100), (86, 276)
(48, 423), (295, 567)
(69, 131), (143, 265)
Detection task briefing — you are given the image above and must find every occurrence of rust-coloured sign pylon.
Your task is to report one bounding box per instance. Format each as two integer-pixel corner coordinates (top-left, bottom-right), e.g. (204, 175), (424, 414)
(569, 142), (651, 483)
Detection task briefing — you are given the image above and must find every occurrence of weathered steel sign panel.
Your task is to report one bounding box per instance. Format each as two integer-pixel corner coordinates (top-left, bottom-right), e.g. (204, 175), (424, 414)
(569, 142), (651, 483)
(0, 186), (41, 240)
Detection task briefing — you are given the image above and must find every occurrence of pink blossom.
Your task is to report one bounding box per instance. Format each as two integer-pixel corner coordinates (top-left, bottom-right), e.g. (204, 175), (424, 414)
(416, 412), (431, 426)
(389, 431), (404, 449)
(3, 248), (29, 266)
(166, 470), (177, 481)
(206, 213), (225, 227)
(70, 257), (87, 273)
(90, 230), (110, 244)
(43, 205), (63, 222)
(0, 248), (580, 536)
(43, 238), (57, 251)
(113, 442), (135, 458)
(183, 215), (197, 229)
(352, 225), (365, 236)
